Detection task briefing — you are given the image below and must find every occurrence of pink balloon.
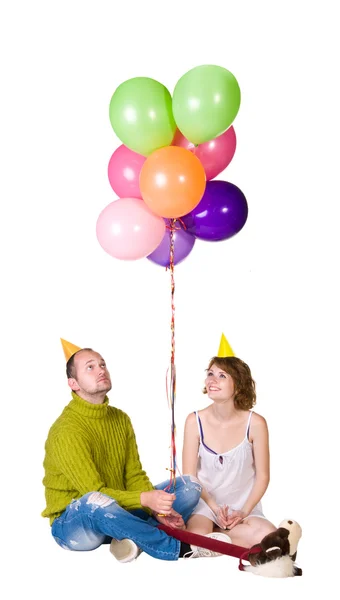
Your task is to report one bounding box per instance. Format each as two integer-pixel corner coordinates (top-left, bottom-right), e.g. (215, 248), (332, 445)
(96, 198), (166, 260)
(108, 145), (146, 198)
(172, 129), (196, 151)
(172, 126), (236, 181)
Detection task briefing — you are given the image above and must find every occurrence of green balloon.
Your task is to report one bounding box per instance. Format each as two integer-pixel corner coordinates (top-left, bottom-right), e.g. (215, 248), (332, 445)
(109, 77), (176, 156)
(173, 65), (241, 145)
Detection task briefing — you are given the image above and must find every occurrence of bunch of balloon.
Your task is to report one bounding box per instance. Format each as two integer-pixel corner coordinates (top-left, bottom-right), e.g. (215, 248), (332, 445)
(96, 64), (248, 267)
(96, 65), (247, 487)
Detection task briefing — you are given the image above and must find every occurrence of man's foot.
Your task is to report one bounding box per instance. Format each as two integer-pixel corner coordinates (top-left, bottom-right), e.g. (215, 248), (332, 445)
(109, 538), (141, 563)
(184, 532), (232, 558)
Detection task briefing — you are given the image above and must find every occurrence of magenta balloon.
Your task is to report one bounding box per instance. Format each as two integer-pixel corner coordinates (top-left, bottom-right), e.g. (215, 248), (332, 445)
(195, 127), (236, 180)
(172, 127), (236, 180)
(171, 128), (196, 151)
(108, 145), (146, 198)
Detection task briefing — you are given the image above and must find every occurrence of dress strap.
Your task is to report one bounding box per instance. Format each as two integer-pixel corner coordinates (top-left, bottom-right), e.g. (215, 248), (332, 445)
(246, 410), (253, 440)
(194, 411), (203, 443)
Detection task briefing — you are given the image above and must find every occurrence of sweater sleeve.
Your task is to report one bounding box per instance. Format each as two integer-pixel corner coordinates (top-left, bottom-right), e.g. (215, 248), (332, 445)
(52, 431), (148, 511)
(123, 416), (154, 493)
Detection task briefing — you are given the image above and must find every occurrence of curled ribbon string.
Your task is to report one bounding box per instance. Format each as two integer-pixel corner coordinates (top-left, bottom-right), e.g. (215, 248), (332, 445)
(164, 219), (185, 493)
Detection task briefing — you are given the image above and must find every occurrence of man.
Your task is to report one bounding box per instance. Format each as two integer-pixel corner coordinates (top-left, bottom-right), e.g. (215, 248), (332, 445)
(41, 341), (203, 562)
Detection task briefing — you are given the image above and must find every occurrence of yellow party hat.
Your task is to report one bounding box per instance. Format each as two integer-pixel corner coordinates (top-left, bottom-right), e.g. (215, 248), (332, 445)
(60, 338), (82, 361)
(217, 333), (235, 357)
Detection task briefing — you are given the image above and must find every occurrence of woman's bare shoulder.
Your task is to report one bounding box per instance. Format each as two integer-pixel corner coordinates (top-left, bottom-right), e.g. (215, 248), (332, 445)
(250, 411), (268, 430)
(186, 406), (210, 421)
(251, 410), (266, 422)
(185, 412), (197, 425)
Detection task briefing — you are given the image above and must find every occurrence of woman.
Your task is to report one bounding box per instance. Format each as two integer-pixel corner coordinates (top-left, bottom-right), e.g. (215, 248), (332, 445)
(182, 356), (276, 555)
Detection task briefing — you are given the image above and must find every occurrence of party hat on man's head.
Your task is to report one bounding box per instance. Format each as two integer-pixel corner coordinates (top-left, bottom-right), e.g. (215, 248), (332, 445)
(217, 333), (235, 357)
(60, 338), (82, 361)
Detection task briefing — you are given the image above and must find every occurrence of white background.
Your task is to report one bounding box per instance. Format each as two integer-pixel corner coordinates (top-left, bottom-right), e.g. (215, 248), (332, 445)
(1, 0), (339, 597)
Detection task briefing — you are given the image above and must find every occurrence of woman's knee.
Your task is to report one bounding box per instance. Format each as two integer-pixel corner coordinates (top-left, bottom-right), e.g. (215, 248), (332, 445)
(247, 519), (276, 545)
(187, 514), (214, 535)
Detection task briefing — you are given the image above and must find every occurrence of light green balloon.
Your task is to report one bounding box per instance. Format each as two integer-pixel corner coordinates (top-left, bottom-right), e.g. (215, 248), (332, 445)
(173, 65), (241, 144)
(109, 77), (176, 156)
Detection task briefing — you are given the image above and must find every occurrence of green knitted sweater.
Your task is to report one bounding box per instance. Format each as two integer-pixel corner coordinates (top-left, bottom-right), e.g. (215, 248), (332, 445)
(42, 392), (154, 524)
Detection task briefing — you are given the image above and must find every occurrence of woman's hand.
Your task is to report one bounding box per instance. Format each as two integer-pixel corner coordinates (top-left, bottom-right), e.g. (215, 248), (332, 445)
(225, 509), (247, 529)
(213, 504), (230, 529)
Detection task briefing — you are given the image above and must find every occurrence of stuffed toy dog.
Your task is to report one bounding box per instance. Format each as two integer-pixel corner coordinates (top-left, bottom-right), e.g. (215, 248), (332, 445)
(242, 519), (302, 577)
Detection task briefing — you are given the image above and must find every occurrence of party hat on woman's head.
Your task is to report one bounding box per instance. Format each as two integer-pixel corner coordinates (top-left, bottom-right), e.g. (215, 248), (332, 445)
(217, 333), (235, 357)
(60, 338), (82, 361)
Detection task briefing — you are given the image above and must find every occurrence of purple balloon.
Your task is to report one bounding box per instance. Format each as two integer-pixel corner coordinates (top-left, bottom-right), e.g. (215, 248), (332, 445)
(181, 180), (248, 241)
(147, 221), (195, 267)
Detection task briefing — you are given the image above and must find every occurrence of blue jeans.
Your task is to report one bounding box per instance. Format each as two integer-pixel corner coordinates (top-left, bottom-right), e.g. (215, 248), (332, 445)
(51, 475), (201, 561)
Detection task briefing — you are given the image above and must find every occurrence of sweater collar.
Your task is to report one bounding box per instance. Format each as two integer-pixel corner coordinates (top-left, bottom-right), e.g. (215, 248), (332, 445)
(68, 392), (109, 418)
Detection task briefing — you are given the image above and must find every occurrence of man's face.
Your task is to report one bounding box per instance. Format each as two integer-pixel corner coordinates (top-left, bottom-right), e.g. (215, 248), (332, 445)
(69, 350), (112, 397)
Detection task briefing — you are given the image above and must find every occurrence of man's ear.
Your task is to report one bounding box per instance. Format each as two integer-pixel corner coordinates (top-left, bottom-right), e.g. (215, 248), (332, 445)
(68, 378), (79, 391)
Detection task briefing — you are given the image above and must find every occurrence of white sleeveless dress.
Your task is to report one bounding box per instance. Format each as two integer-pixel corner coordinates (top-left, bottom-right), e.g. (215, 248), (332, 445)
(192, 410), (266, 525)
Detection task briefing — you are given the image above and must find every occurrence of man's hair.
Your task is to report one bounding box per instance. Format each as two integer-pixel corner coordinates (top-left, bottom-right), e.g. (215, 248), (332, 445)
(66, 348), (93, 379)
(203, 356), (256, 410)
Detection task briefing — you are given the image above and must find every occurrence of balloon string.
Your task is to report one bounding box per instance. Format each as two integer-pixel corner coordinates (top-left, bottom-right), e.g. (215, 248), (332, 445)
(165, 218), (187, 232)
(164, 219), (185, 492)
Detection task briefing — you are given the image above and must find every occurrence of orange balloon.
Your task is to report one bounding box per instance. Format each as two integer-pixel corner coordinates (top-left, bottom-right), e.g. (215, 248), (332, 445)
(139, 146), (206, 218)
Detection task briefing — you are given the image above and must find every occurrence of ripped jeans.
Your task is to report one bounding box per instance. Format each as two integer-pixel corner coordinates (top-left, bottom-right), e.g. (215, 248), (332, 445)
(51, 475), (201, 561)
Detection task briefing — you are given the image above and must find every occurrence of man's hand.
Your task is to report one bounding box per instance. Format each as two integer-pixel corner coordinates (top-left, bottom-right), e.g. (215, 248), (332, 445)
(140, 490), (175, 515)
(155, 508), (185, 530)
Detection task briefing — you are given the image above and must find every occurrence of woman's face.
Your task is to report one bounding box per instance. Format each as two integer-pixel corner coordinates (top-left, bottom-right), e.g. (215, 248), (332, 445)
(205, 363), (235, 401)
